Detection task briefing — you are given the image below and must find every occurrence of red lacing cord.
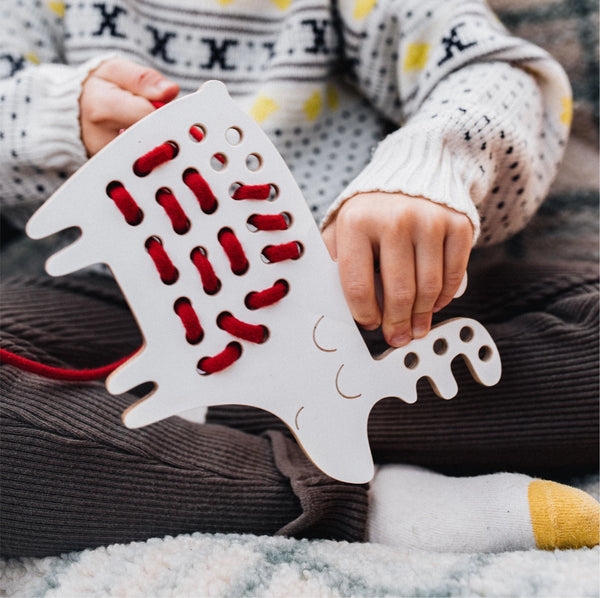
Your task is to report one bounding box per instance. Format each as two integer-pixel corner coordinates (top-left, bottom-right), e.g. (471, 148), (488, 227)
(217, 312), (267, 343)
(146, 237), (179, 284)
(218, 228), (249, 275)
(233, 184), (271, 200)
(248, 213), (289, 231)
(156, 188), (190, 234)
(133, 141), (179, 177)
(0, 348), (135, 381)
(183, 168), (218, 214)
(106, 182), (143, 225)
(262, 242), (302, 263)
(245, 280), (289, 310)
(189, 124), (205, 142)
(174, 298), (204, 344)
(190, 247), (221, 294)
(198, 342), (242, 374)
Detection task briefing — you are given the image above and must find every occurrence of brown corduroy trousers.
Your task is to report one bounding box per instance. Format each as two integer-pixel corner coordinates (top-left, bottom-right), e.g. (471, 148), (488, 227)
(1, 259), (598, 557)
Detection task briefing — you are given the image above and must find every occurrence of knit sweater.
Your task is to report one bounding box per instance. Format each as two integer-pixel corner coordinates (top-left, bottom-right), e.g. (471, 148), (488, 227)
(0, 0), (571, 246)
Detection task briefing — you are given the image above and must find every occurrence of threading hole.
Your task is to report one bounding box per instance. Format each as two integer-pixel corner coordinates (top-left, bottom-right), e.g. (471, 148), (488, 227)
(225, 127), (242, 145)
(189, 124), (206, 142)
(433, 338), (448, 355)
(106, 180), (143, 225)
(245, 153), (262, 171)
(216, 311), (270, 344)
(145, 236), (179, 285)
(260, 241), (304, 264)
(460, 326), (474, 342)
(190, 246), (222, 295)
(156, 187), (190, 235)
(478, 345), (493, 362)
(244, 279), (290, 310)
(268, 184), (279, 201)
(211, 153), (227, 170)
(229, 182), (242, 198)
(197, 341), (242, 376)
(404, 352), (419, 369)
(133, 140), (179, 177)
(173, 297), (204, 345)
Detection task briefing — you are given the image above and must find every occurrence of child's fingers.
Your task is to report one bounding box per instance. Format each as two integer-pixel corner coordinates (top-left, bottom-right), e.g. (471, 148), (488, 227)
(379, 232), (415, 347)
(93, 57), (179, 102)
(434, 218), (473, 312)
(85, 80), (156, 129)
(336, 226), (381, 331)
(411, 225), (445, 339)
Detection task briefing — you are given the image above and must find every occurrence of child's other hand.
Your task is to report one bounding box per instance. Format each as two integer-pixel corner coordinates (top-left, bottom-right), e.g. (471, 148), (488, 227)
(79, 57), (180, 156)
(322, 192), (473, 347)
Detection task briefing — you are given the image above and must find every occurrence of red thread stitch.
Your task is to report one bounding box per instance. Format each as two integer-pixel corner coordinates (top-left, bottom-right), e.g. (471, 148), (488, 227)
(247, 213), (289, 231)
(183, 168), (218, 214)
(217, 312), (268, 343)
(245, 280), (289, 310)
(134, 141), (179, 177)
(262, 242), (302, 263)
(190, 247), (221, 294)
(232, 184), (272, 200)
(198, 342), (242, 374)
(106, 181), (143, 225)
(156, 188), (190, 234)
(218, 228), (249, 275)
(174, 297), (204, 344)
(189, 124), (205, 142)
(146, 237), (179, 284)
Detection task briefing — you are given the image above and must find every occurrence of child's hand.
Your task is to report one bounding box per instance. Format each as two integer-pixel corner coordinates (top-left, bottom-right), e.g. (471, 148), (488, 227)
(322, 192), (473, 347)
(79, 57), (180, 156)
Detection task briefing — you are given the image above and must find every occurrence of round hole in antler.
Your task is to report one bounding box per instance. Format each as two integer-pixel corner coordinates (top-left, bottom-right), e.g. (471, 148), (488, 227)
(478, 345), (493, 362)
(404, 352), (419, 369)
(433, 338), (448, 355)
(460, 326), (474, 342)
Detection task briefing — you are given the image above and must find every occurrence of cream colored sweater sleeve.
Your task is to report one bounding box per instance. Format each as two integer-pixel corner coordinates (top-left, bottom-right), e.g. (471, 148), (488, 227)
(326, 0), (572, 246)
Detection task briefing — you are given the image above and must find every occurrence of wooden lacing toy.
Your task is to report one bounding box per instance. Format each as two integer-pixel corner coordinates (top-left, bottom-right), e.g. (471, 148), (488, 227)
(24, 81), (501, 484)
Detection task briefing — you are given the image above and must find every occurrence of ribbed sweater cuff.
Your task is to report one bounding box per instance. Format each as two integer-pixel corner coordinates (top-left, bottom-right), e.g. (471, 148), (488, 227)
(322, 122), (481, 243)
(26, 55), (112, 169)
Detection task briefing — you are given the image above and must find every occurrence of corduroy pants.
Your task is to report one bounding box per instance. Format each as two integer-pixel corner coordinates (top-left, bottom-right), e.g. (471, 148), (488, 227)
(1, 259), (598, 557)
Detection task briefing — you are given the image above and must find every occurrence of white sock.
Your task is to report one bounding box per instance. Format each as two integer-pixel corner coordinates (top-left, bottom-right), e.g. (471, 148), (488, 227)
(367, 464), (599, 553)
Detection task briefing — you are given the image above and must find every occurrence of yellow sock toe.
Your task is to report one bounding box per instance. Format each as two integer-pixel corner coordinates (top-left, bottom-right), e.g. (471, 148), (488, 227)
(528, 480), (599, 550)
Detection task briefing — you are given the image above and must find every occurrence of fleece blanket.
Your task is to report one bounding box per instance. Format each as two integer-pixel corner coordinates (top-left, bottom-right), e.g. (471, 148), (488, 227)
(1, 475), (598, 598)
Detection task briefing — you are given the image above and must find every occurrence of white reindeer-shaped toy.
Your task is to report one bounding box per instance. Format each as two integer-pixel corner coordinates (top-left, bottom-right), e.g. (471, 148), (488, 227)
(27, 81), (501, 483)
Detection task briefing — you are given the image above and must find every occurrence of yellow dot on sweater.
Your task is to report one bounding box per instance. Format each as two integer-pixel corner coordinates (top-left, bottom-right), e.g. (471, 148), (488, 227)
(303, 91), (323, 121)
(560, 96), (573, 127)
(25, 52), (40, 65)
(270, 0), (292, 8)
(45, 1), (65, 17)
(326, 85), (339, 110)
(249, 95), (279, 124)
(353, 0), (377, 19)
(403, 43), (430, 72)
(528, 480), (599, 550)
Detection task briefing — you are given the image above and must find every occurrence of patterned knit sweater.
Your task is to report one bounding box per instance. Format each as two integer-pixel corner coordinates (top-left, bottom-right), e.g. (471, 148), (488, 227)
(0, 0), (571, 246)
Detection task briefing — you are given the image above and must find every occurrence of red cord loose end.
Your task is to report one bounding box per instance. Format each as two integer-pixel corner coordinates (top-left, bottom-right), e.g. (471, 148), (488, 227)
(0, 348), (136, 382)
